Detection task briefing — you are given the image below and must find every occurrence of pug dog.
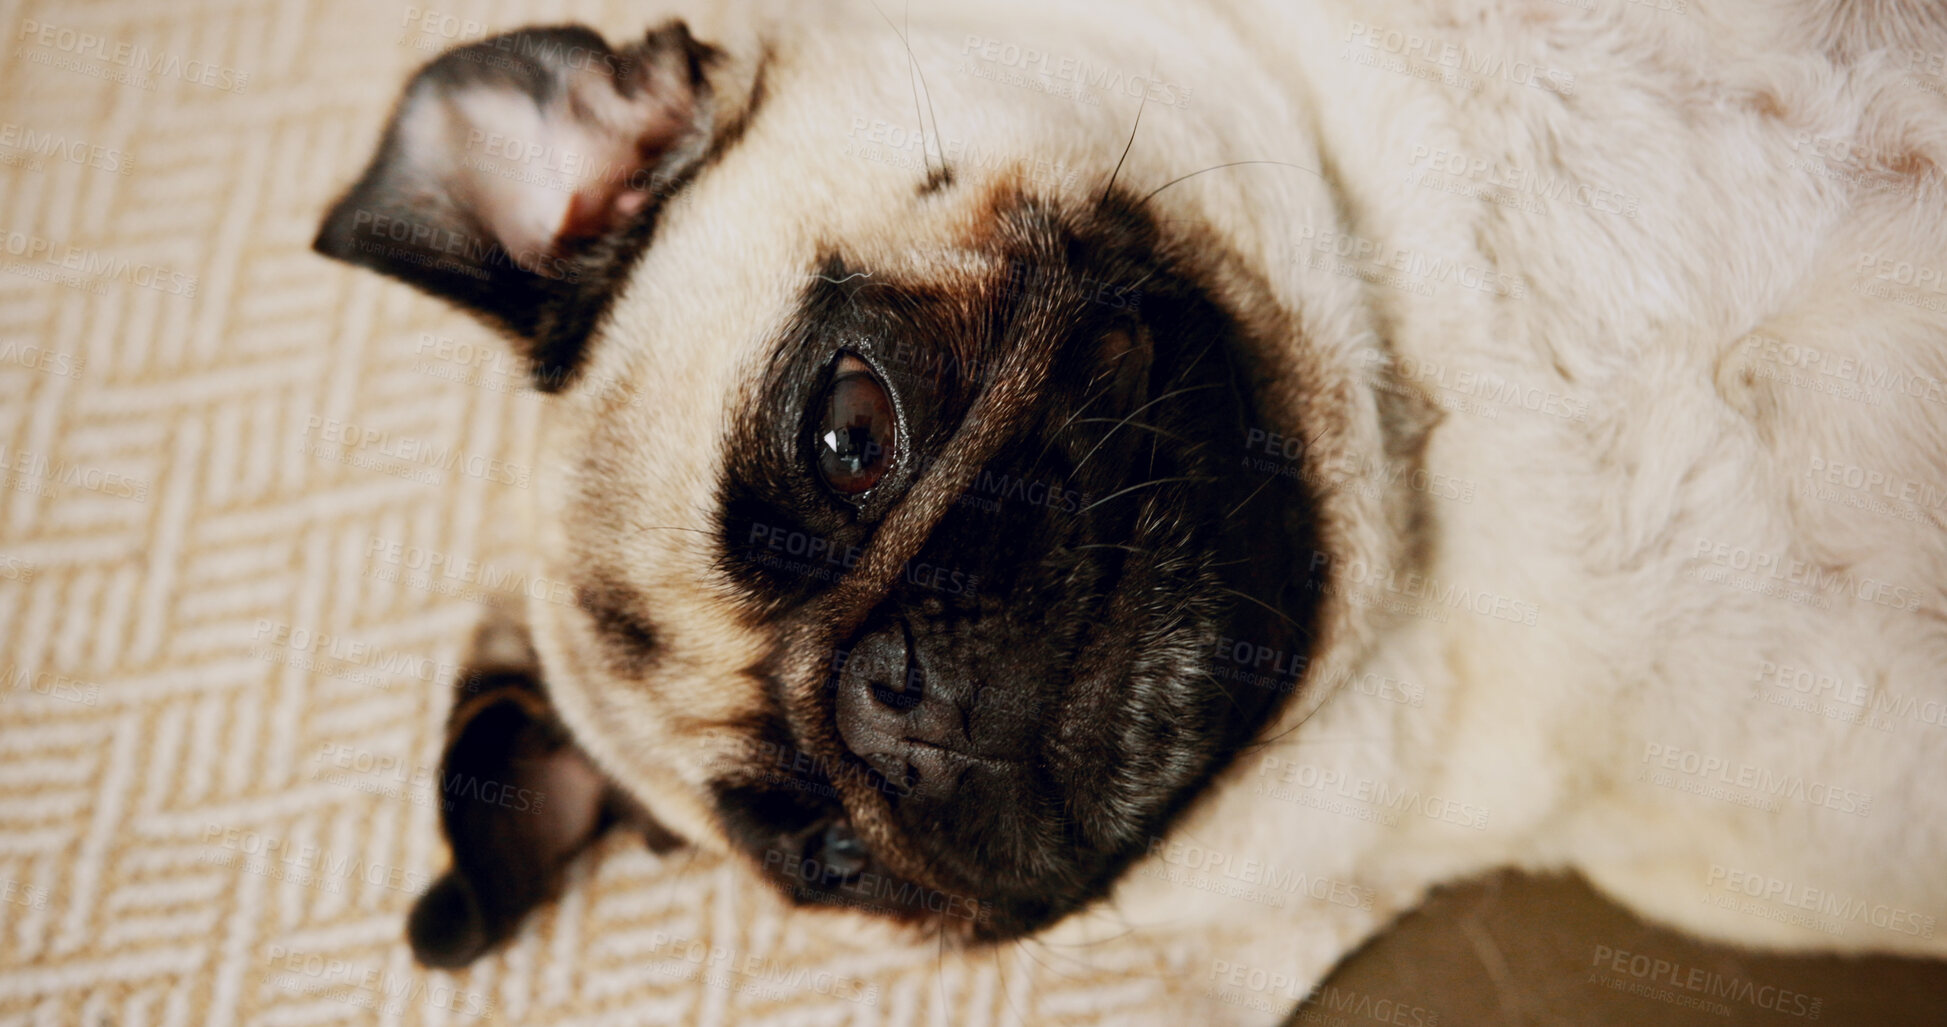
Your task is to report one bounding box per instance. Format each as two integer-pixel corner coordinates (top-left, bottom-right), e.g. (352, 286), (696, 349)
(313, 0), (1947, 1021)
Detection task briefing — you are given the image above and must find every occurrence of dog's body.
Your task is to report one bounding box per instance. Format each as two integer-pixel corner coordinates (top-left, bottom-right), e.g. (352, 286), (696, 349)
(316, 1), (1947, 1021)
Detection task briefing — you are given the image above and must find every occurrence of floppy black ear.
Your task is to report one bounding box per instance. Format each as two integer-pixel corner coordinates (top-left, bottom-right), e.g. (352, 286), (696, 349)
(407, 617), (681, 968)
(313, 22), (718, 386)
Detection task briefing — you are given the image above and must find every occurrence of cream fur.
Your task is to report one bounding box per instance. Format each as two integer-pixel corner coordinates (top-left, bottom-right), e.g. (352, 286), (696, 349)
(511, 1), (1947, 1022)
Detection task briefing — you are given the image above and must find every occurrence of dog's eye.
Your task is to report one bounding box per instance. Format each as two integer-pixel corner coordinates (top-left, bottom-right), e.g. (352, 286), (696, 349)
(815, 354), (897, 495)
(809, 818), (869, 880)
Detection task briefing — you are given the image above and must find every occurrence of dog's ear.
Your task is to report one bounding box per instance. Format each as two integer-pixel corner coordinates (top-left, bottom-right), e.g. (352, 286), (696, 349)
(313, 22), (717, 383)
(407, 618), (681, 968)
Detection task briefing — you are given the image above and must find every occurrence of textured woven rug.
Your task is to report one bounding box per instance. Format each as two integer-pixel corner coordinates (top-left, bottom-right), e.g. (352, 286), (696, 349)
(0, 1), (1201, 1023)
(15, 3), (1947, 1026)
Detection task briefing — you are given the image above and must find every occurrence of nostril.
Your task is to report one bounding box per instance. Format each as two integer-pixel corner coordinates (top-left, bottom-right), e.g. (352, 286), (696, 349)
(839, 617), (922, 711)
(871, 617), (924, 709)
(834, 616), (965, 805)
(869, 661), (923, 711)
(835, 618), (918, 783)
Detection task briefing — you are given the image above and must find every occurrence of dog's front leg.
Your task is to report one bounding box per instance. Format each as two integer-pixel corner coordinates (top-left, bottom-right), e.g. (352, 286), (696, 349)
(406, 615), (682, 967)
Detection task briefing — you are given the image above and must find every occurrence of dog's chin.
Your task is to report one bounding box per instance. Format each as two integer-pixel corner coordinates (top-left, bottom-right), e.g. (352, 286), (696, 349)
(722, 604), (1313, 942)
(895, 545), (1310, 939)
(985, 575), (1314, 938)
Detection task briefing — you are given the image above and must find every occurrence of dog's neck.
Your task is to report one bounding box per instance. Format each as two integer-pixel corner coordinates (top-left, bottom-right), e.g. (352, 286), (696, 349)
(1032, 0), (1947, 968)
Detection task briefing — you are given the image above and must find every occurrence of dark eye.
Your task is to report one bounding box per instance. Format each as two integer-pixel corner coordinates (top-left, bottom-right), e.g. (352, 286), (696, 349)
(815, 354), (897, 495)
(808, 818), (869, 880)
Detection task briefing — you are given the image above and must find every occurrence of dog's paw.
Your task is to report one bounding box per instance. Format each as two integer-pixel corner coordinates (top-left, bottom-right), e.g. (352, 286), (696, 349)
(407, 870), (493, 968)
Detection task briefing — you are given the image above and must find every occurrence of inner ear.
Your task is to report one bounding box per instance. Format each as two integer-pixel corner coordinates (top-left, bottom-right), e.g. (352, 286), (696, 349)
(312, 22), (720, 386)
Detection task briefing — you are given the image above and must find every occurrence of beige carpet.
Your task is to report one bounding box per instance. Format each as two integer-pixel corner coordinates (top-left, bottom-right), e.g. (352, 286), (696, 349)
(12, 3), (1947, 1026)
(0, 1), (1191, 1023)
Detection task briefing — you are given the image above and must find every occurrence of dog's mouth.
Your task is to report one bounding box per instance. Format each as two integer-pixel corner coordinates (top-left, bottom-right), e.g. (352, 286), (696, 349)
(718, 612), (1057, 936)
(714, 752), (1001, 933)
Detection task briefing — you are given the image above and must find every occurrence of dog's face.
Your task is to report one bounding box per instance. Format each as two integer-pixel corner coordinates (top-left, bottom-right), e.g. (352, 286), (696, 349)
(318, 16), (1326, 943)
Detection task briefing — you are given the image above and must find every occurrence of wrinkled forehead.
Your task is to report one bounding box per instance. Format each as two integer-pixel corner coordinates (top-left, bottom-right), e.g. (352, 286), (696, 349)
(535, 29), (1140, 630)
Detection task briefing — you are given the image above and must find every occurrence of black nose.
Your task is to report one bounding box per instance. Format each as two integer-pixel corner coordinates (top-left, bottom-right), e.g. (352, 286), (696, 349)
(834, 619), (967, 804)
